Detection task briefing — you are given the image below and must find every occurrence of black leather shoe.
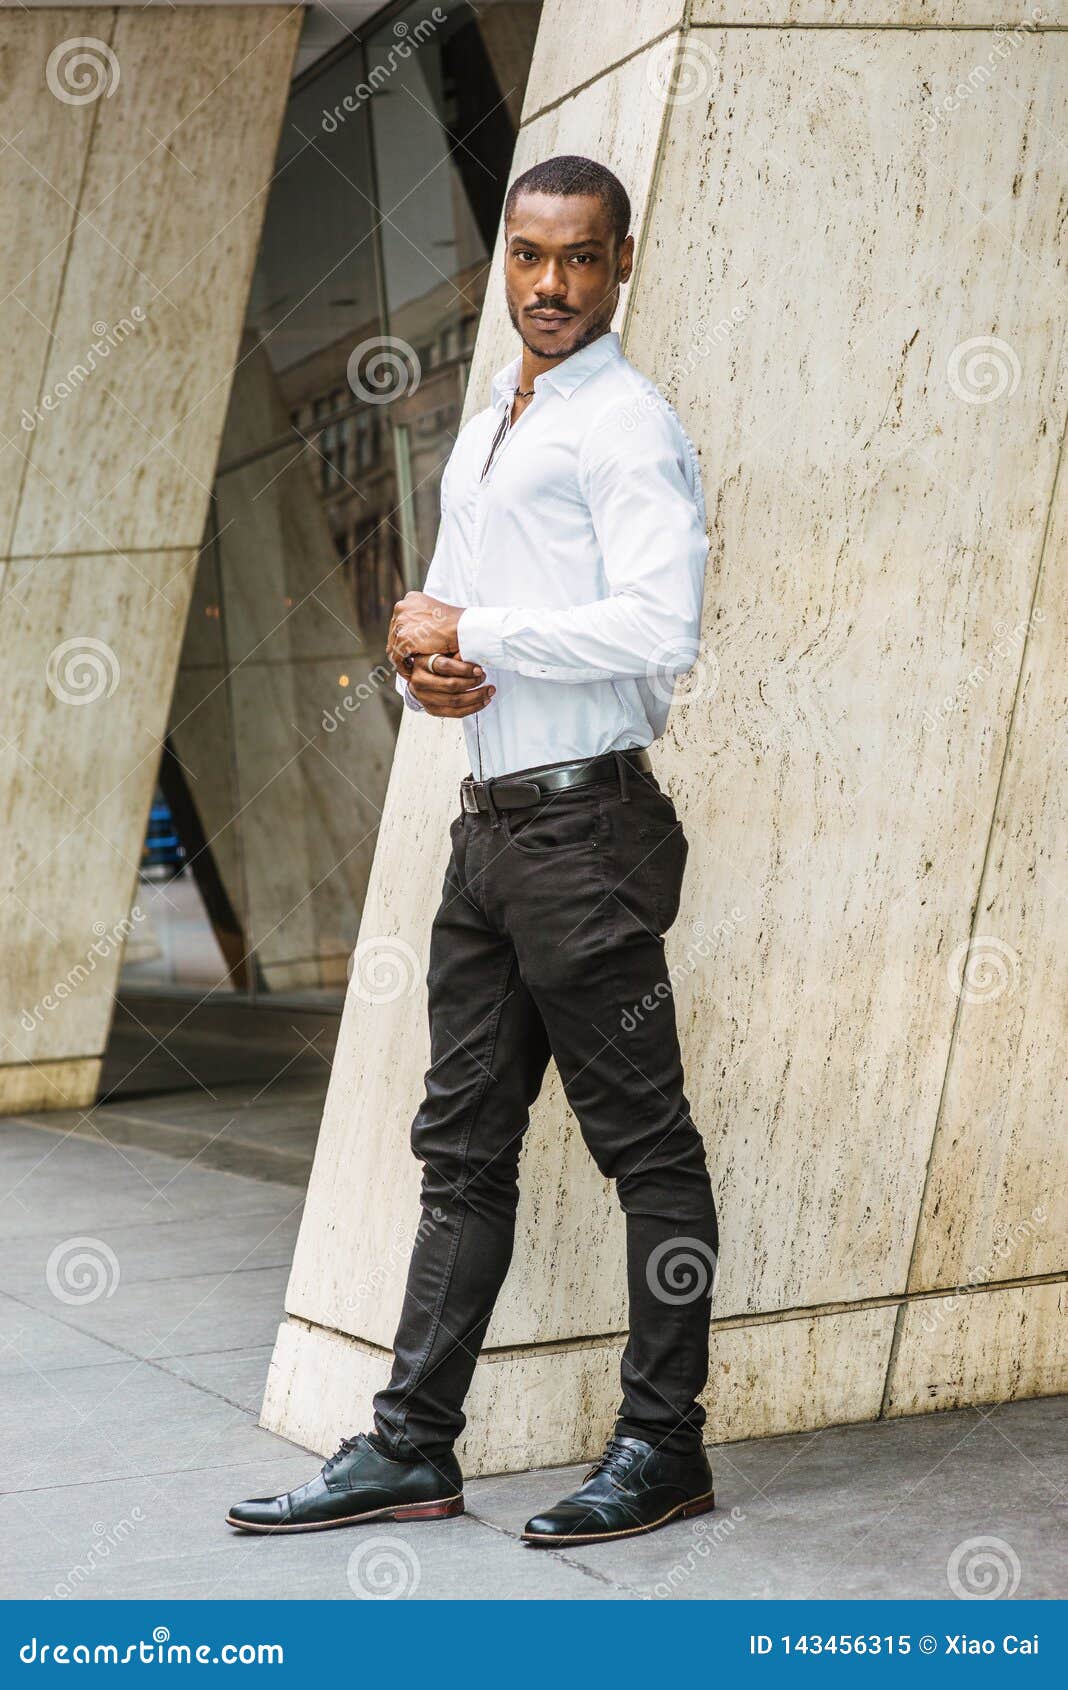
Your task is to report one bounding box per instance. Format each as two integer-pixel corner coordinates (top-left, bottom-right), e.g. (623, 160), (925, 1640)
(522, 1435), (714, 1546)
(226, 1434), (464, 1534)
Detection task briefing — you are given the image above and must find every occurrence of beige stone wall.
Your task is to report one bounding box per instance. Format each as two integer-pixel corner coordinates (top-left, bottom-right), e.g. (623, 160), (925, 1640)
(264, 0), (1067, 1469)
(0, 7), (301, 1108)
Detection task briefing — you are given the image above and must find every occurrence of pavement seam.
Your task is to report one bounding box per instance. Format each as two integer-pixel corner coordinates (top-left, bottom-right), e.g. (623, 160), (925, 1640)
(0, 1455), (311, 1501)
(0, 1287), (290, 1423)
(458, 1506), (648, 1597)
(0, 1344), (273, 1387)
(5, 1117), (310, 1195)
(11, 1261), (294, 1296)
(0, 1207), (300, 1244)
(14, 1118), (313, 1192)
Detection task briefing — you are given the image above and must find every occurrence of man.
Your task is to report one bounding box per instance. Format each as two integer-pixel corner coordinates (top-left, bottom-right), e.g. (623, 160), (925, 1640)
(228, 155), (719, 1548)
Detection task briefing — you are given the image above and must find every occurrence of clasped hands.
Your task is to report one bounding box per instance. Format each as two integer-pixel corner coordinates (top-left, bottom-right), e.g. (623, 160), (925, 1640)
(388, 592), (495, 719)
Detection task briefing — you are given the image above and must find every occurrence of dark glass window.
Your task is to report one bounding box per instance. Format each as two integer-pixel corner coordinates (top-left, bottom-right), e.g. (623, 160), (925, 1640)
(149, 0), (542, 1004)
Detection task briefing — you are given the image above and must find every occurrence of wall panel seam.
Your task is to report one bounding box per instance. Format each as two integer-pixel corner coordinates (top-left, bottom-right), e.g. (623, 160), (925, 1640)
(518, 20), (687, 130)
(620, 22), (695, 348)
(7, 7), (121, 559)
(0, 547), (198, 565)
(284, 1265), (1068, 1359)
(688, 21), (1068, 31)
(879, 395), (1068, 1416)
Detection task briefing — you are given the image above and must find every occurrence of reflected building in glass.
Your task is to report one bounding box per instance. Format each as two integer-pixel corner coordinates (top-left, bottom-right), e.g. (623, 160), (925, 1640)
(148, 0), (542, 1001)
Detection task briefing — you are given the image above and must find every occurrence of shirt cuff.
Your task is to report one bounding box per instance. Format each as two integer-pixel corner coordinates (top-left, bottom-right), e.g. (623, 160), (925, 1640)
(457, 606), (508, 669)
(458, 606), (607, 683)
(394, 670), (424, 712)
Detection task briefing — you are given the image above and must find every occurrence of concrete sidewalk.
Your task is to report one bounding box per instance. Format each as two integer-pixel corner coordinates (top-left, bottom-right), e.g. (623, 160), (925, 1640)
(1, 1108), (1064, 1601)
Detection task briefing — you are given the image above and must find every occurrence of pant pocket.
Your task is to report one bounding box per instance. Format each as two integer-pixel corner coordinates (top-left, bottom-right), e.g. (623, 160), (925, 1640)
(641, 821), (688, 933)
(502, 796), (604, 857)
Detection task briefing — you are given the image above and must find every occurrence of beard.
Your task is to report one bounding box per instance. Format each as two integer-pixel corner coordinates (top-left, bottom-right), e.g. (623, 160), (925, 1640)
(505, 295), (616, 363)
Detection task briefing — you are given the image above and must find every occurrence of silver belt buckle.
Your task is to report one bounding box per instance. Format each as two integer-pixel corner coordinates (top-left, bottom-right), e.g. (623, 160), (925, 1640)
(460, 782), (480, 815)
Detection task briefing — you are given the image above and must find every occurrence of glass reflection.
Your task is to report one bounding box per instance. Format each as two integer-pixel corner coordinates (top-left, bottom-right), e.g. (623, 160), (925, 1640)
(143, 0), (542, 1003)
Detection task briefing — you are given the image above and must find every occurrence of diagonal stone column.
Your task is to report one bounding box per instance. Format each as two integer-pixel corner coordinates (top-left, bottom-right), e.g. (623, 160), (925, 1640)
(0, 6), (301, 1111)
(264, 2), (1068, 1472)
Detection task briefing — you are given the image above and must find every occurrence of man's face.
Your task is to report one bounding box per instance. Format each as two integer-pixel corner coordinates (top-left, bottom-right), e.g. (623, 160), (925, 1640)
(504, 190), (633, 362)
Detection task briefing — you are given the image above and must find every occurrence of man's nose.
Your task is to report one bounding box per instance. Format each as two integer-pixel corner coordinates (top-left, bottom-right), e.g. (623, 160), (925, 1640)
(535, 261), (567, 298)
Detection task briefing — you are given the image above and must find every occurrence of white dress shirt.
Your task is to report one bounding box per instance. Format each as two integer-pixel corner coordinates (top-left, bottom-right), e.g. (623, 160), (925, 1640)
(398, 329), (708, 780)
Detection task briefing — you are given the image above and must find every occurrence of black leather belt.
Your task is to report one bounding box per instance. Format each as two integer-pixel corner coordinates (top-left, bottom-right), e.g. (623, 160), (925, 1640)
(459, 748), (652, 815)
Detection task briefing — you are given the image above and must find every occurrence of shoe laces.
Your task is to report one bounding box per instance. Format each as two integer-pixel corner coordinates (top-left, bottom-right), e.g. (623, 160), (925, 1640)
(583, 1437), (642, 1489)
(325, 1433), (363, 1470)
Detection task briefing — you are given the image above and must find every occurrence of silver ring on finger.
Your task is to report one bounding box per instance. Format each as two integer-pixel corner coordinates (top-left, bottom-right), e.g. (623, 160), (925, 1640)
(426, 652), (441, 675)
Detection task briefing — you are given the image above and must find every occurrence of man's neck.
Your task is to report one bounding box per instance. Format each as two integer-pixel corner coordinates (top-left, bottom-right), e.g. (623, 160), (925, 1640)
(515, 323), (611, 399)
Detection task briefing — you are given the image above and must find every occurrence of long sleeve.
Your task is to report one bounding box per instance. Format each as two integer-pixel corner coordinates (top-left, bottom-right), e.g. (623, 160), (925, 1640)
(395, 461), (460, 712)
(456, 400), (708, 684)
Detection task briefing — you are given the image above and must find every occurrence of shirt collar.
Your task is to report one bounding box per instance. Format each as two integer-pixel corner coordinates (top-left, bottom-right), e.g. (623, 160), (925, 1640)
(490, 329), (622, 408)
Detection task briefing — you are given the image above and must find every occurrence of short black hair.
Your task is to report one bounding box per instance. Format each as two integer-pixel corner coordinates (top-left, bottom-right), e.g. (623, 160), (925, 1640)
(504, 155), (631, 250)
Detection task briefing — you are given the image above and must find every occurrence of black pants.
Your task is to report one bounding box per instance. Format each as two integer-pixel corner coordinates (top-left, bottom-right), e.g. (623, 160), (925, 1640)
(372, 756), (718, 1461)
